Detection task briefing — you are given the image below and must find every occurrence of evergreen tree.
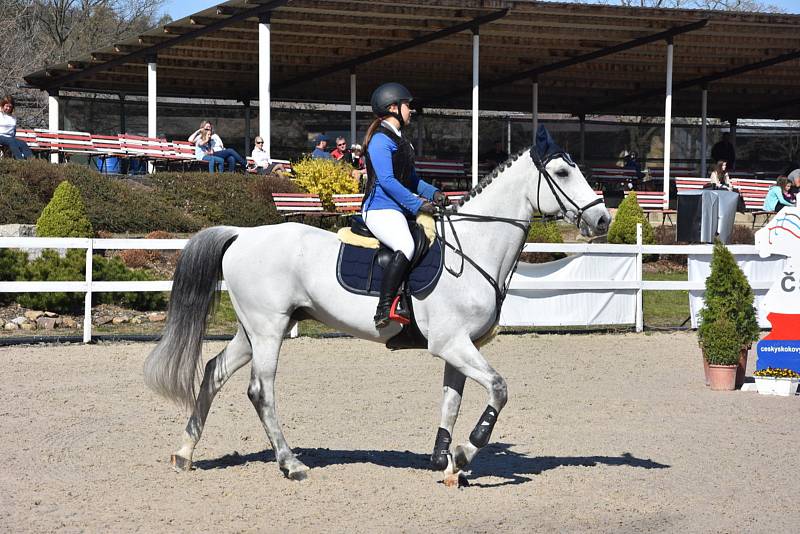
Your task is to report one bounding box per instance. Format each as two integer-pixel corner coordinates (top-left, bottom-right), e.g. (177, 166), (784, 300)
(607, 192), (655, 245)
(36, 180), (93, 238)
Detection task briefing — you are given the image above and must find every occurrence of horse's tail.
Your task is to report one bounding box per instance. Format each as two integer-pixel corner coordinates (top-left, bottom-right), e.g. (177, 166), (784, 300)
(144, 226), (240, 409)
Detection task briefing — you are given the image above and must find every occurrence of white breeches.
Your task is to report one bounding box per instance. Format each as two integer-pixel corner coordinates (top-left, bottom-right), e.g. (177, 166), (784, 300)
(362, 209), (414, 261)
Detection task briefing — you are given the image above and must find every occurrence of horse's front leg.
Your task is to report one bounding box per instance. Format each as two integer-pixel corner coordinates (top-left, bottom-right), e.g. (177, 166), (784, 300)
(438, 337), (508, 483)
(172, 328), (253, 470)
(431, 363), (466, 472)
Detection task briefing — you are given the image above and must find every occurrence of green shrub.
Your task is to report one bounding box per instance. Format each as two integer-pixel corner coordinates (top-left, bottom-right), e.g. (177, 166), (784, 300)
(292, 156), (358, 209)
(697, 240), (760, 349)
(700, 316), (742, 366)
(14, 249), (166, 314)
(0, 249), (27, 305)
(607, 192), (655, 245)
(520, 220), (565, 264)
(36, 181), (94, 238)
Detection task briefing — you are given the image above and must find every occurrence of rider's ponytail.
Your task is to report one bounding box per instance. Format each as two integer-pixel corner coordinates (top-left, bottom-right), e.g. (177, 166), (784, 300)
(363, 117), (383, 150)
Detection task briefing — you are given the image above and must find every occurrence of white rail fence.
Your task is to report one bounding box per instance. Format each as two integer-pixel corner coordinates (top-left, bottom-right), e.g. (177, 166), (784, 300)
(0, 227), (776, 343)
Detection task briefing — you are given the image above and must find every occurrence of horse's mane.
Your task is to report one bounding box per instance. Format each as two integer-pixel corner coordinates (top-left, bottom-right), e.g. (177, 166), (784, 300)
(454, 148), (528, 211)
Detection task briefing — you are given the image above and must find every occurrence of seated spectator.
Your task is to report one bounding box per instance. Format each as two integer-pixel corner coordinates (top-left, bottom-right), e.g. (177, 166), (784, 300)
(782, 175), (796, 205)
(189, 120), (246, 172)
(346, 143), (367, 186)
(481, 141), (508, 166)
(311, 134), (332, 160)
(250, 136), (286, 175)
(788, 167), (800, 197)
(330, 136), (349, 161)
(763, 176), (794, 213)
(0, 96), (33, 160)
(709, 160), (733, 190)
(623, 151), (645, 180)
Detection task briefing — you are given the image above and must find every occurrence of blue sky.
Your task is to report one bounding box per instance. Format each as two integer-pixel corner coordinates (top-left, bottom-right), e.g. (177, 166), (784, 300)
(162, 0), (800, 20)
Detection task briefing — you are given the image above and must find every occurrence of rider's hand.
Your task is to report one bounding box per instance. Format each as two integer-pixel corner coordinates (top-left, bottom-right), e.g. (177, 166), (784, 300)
(418, 201), (436, 215)
(433, 191), (447, 207)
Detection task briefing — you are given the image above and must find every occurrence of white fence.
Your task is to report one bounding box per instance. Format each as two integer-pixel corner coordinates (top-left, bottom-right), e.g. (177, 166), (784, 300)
(0, 228), (778, 343)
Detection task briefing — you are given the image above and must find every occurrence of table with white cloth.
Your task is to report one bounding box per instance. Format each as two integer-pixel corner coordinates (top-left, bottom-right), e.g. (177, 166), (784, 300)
(676, 189), (739, 244)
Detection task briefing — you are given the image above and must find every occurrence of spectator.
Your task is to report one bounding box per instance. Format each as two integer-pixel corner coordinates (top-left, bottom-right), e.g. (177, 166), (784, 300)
(623, 150), (645, 180)
(781, 175), (796, 205)
(346, 143), (367, 186)
(711, 132), (736, 169)
(709, 160), (733, 190)
(787, 167), (800, 197)
(481, 141), (508, 166)
(188, 121), (246, 172)
(188, 120), (223, 172)
(0, 96), (33, 160)
(311, 134), (332, 159)
(763, 176), (794, 213)
(330, 136), (349, 160)
(250, 136), (286, 175)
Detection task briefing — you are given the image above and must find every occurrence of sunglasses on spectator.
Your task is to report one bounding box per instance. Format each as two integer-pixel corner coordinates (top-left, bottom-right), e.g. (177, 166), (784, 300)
(337, 143), (347, 147)
(255, 141), (264, 144)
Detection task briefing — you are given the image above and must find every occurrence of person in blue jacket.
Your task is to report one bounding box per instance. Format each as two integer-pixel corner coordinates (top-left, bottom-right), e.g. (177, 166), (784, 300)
(763, 176), (795, 213)
(361, 82), (445, 328)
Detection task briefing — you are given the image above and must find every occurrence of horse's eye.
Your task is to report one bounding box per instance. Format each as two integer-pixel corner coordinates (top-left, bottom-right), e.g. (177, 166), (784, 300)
(556, 169), (569, 178)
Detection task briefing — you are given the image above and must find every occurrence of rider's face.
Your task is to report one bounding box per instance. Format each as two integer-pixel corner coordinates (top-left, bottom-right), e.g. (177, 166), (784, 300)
(400, 101), (411, 125)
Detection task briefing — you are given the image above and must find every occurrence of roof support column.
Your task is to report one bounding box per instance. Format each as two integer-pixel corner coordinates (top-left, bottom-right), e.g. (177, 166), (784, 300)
(243, 99), (251, 157)
(350, 70), (357, 146)
(471, 28), (480, 188)
(700, 87), (708, 178)
(506, 119), (511, 155)
(147, 54), (157, 174)
(259, 13), (272, 158)
(119, 93), (127, 135)
(48, 90), (59, 163)
(531, 78), (539, 144)
(579, 114), (586, 165)
(729, 117), (737, 169)
(662, 39), (674, 209)
(416, 109), (424, 157)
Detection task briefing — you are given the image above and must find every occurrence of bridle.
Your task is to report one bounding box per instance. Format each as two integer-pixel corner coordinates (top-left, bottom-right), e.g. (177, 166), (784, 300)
(531, 149), (605, 230)
(434, 148), (604, 326)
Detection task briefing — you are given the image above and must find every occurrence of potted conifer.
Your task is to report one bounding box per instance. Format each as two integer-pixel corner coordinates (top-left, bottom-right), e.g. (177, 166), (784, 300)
(700, 316), (741, 391)
(697, 241), (760, 388)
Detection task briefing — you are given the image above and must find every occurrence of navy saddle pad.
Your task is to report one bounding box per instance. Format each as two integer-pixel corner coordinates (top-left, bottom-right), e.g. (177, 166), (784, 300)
(336, 239), (443, 297)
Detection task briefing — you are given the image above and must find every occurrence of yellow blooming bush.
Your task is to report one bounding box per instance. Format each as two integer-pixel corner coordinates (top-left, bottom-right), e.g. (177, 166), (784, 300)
(753, 368), (800, 378)
(292, 156), (358, 210)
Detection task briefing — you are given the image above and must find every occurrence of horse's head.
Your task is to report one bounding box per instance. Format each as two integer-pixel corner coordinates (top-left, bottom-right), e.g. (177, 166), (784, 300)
(528, 126), (611, 237)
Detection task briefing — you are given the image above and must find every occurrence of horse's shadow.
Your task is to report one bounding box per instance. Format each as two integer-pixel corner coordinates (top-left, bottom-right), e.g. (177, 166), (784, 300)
(192, 443), (669, 487)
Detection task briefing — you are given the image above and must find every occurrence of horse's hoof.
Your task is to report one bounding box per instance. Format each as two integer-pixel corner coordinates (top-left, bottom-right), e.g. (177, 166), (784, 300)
(283, 460), (310, 481)
(453, 445), (470, 470)
(170, 454), (192, 472)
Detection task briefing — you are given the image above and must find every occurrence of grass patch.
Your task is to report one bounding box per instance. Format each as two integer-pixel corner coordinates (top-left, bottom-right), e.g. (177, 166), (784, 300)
(643, 271), (690, 327)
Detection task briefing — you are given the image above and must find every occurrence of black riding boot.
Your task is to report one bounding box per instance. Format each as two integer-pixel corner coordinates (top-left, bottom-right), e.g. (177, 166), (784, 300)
(374, 250), (410, 328)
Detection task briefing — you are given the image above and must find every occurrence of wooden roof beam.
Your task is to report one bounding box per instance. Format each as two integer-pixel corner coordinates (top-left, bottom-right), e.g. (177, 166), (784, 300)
(420, 18), (708, 107)
(32, 0), (291, 90)
(274, 8), (508, 90)
(591, 48), (800, 113)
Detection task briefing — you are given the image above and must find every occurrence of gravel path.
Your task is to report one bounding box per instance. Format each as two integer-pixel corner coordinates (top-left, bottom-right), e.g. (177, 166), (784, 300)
(1, 332), (799, 533)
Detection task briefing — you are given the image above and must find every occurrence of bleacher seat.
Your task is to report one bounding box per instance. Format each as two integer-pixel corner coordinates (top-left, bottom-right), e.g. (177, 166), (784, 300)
(332, 193), (363, 215)
(271, 192), (336, 223)
(730, 177), (776, 227)
(416, 159), (467, 190)
(627, 190), (675, 225)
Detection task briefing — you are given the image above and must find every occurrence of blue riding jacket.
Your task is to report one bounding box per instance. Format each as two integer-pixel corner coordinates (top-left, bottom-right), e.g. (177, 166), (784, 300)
(363, 123), (438, 216)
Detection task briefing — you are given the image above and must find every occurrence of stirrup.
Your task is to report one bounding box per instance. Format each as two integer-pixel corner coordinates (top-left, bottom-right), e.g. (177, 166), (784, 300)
(389, 295), (410, 325)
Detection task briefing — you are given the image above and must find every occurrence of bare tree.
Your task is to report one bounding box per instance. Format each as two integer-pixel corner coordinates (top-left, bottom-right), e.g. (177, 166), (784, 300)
(613, 0), (783, 11)
(3, 0), (167, 126)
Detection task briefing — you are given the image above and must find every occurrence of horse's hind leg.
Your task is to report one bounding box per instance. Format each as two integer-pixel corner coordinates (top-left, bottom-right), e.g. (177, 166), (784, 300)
(430, 363), (466, 471)
(247, 316), (309, 480)
(171, 327), (252, 471)
(437, 337), (508, 474)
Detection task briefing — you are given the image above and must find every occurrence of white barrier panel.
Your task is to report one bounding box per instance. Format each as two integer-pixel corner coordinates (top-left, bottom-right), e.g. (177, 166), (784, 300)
(502, 253), (638, 327)
(688, 254), (787, 329)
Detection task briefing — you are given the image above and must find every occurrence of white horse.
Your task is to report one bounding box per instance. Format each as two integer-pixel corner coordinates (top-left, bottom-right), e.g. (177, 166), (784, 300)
(144, 137), (610, 484)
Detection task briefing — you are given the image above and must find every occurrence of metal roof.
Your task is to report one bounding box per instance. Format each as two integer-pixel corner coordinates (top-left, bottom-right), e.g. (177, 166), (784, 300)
(23, 0), (800, 120)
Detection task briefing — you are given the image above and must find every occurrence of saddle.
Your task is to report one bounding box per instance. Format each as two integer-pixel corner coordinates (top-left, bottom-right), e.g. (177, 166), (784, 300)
(336, 215), (444, 350)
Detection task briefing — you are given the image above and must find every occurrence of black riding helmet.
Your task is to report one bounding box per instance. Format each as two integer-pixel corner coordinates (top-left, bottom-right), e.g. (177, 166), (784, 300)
(370, 82), (413, 128)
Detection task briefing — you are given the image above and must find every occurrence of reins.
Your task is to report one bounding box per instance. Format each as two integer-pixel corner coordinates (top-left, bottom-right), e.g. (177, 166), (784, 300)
(433, 149), (603, 325)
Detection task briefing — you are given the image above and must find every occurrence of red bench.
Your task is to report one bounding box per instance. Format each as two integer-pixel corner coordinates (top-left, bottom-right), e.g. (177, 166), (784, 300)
(626, 190), (675, 225)
(416, 159), (467, 190)
(332, 193), (363, 215)
(730, 177), (776, 227)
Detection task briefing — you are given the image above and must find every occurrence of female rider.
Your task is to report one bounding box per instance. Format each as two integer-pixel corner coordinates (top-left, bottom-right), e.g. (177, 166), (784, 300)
(362, 83), (445, 329)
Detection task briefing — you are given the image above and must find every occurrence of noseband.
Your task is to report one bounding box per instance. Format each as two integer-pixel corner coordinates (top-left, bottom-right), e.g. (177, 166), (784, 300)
(531, 150), (604, 229)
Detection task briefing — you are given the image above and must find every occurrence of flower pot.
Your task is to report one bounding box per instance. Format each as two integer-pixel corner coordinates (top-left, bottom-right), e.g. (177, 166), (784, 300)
(735, 347), (749, 390)
(773, 378), (800, 397)
(707, 364), (737, 391)
(754, 376), (776, 395)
